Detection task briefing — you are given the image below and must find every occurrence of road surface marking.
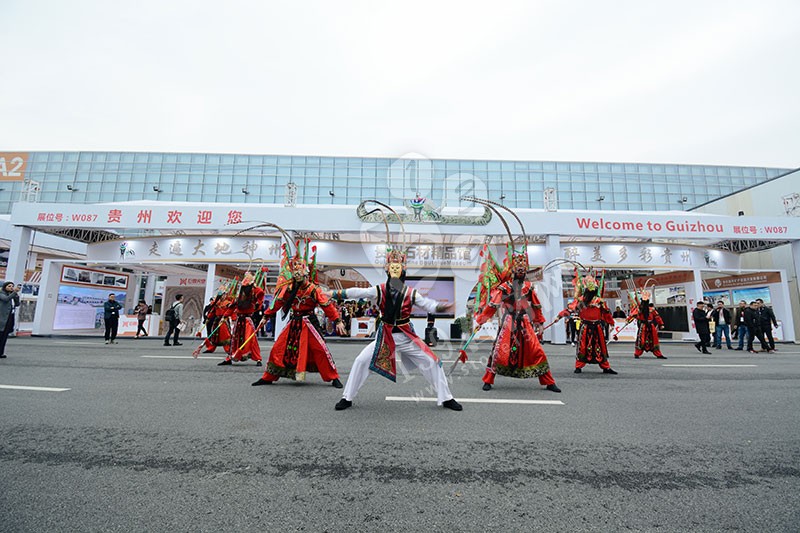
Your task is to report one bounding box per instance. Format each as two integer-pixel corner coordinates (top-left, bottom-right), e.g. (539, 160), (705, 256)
(386, 396), (564, 405)
(0, 384), (71, 392)
(661, 364), (757, 368)
(141, 355), (223, 359)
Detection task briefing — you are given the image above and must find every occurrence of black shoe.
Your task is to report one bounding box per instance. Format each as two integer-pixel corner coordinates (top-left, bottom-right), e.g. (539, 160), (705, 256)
(0, 354), (6, 358)
(546, 384), (561, 393)
(255, 361), (262, 367)
(734, 347), (743, 351)
(331, 378), (343, 389)
(634, 355), (640, 359)
(702, 349), (711, 354)
(602, 368), (618, 375)
(656, 355), (667, 359)
(694, 343), (702, 352)
(574, 368), (582, 373)
(443, 399), (463, 411)
(217, 359), (232, 366)
(173, 342), (183, 346)
(335, 398), (352, 410)
(482, 383), (492, 391)
(202, 349), (213, 354)
(251, 378), (272, 386)
(715, 346), (721, 349)
(163, 342), (171, 346)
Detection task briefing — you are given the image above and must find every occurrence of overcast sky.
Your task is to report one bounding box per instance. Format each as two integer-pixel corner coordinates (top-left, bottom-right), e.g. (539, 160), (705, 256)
(2, 0), (798, 168)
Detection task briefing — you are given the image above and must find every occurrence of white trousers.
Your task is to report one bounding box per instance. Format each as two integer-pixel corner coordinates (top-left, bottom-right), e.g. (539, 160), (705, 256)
(342, 332), (454, 405)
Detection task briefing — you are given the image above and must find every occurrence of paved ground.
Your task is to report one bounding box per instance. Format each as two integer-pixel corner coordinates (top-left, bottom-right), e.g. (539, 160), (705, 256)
(1, 335), (799, 532)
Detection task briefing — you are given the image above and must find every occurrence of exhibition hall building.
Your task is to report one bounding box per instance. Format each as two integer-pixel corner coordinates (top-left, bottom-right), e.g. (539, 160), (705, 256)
(1, 151), (798, 344)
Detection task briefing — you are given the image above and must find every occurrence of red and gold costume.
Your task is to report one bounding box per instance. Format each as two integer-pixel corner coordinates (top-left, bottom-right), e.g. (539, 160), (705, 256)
(630, 291), (665, 358)
(228, 283), (265, 363)
(558, 272), (616, 372)
(203, 295), (234, 354)
(475, 278), (556, 387)
(254, 239), (343, 385)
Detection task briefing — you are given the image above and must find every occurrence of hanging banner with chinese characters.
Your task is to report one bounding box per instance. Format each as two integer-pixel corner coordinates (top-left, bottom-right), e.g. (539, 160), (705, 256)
(86, 237), (737, 271)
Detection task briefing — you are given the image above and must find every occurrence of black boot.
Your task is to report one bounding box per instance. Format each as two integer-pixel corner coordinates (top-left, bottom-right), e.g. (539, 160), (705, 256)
(702, 349), (711, 354)
(574, 368), (582, 374)
(443, 399), (463, 411)
(255, 361), (262, 366)
(331, 378), (343, 389)
(694, 343), (702, 352)
(656, 355), (668, 359)
(546, 384), (562, 393)
(482, 383), (492, 391)
(251, 378), (272, 386)
(217, 359), (232, 366)
(602, 368), (618, 375)
(335, 398), (352, 410)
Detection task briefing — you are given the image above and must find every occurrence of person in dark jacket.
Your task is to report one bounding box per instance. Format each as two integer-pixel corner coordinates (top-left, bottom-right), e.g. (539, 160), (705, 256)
(744, 301), (770, 353)
(710, 301), (733, 349)
(202, 297), (215, 337)
(692, 301), (711, 354)
(103, 293), (123, 344)
(756, 299), (778, 352)
(733, 300), (749, 351)
(0, 281), (21, 358)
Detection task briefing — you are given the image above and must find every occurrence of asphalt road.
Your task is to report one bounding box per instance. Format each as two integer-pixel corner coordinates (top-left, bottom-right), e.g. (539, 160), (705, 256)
(1, 335), (799, 532)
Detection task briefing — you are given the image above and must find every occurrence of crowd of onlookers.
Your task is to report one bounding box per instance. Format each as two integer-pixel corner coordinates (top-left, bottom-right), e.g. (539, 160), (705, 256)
(693, 298), (778, 354)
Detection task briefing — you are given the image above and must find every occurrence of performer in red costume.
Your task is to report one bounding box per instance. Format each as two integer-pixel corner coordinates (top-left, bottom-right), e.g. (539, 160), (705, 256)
(629, 289), (666, 359)
(465, 197), (560, 393)
(217, 270), (265, 365)
(202, 287), (235, 355)
(252, 237), (346, 387)
(557, 270), (618, 375)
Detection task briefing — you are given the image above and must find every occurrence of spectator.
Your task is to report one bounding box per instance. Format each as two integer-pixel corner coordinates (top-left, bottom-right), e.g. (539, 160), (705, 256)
(733, 300), (749, 351)
(103, 293), (123, 344)
(0, 281), (21, 358)
(744, 301), (770, 353)
(163, 294), (184, 346)
(710, 301), (732, 349)
(202, 297), (215, 337)
(692, 301), (711, 354)
(135, 299), (149, 338)
(566, 311), (579, 346)
(756, 298), (778, 352)
(612, 306), (626, 319)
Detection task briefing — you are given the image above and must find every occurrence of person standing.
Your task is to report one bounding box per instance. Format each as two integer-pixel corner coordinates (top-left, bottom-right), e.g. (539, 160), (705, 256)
(612, 306), (626, 319)
(733, 300), (749, 351)
(103, 293), (123, 344)
(0, 281), (21, 358)
(202, 297), (215, 337)
(710, 301), (733, 349)
(473, 247), (561, 393)
(756, 299), (778, 352)
(135, 300), (149, 338)
(630, 294), (667, 359)
(744, 301), (770, 353)
(163, 294), (184, 346)
(692, 301), (711, 354)
(219, 272), (265, 365)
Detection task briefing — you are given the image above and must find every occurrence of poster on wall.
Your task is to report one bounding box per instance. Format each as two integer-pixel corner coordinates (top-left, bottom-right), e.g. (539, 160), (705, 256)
(54, 285), (127, 330)
(405, 276), (455, 318)
(703, 290), (731, 305)
(654, 286), (686, 305)
(732, 287), (771, 305)
(61, 265), (128, 289)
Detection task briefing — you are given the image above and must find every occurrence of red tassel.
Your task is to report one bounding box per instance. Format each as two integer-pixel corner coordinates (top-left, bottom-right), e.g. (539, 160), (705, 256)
(458, 350), (468, 363)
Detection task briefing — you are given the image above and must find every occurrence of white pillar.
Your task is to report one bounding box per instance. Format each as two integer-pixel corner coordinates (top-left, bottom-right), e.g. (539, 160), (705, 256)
(204, 263), (217, 305)
(543, 234), (566, 344)
(6, 225), (32, 284)
(143, 274), (156, 304)
(32, 260), (62, 335)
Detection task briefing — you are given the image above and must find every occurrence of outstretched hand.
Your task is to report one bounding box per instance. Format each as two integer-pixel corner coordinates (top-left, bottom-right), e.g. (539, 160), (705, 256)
(336, 322), (347, 336)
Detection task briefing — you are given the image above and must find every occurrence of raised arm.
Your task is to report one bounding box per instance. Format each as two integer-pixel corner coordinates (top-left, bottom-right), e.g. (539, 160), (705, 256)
(331, 286), (379, 302)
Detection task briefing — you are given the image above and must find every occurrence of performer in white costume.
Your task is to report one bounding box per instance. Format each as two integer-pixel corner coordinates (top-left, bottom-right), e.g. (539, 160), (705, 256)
(332, 202), (462, 412)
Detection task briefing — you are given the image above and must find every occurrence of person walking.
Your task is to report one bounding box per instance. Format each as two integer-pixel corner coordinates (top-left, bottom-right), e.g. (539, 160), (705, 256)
(692, 301), (711, 354)
(744, 301), (770, 353)
(103, 293), (123, 344)
(0, 281), (21, 358)
(135, 299), (149, 338)
(733, 300), (749, 351)
(756, 299), (778, 352)
(710, 301), (733, 349)
(163, 294), (184, 346)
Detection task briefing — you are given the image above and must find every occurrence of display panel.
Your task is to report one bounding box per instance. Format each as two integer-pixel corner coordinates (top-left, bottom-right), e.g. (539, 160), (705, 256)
(654, 286), (686, 305)
(732, 286), (771, 305)
(53, 285), (127, 330)
(405, 276), (455, 318)
(703, 290), (731, 305)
